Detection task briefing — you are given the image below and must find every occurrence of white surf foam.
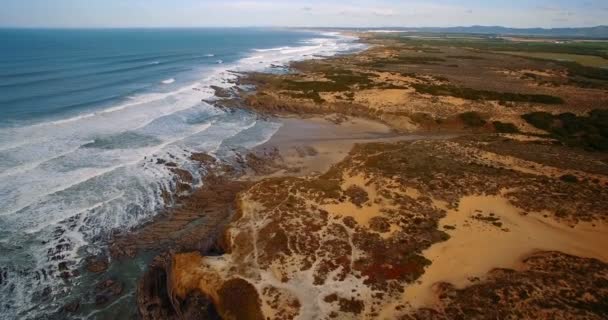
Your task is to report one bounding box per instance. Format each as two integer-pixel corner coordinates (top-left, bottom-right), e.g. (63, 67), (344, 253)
(161, 78), (175, 84)
(254, 46), (291, 52)
(0, 31), (364, 318)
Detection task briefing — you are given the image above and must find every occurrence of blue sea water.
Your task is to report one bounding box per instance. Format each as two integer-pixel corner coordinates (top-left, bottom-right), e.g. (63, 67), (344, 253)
(0, 28), (326, 124)
(0, 28), (362, 319)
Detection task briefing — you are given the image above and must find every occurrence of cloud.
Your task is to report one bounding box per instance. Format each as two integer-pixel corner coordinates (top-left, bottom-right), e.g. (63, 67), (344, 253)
(2, 0), (606, 28)
(371, 8), (398, 17)
(224, 1), (276, 10)
(536, 5), (560, 12)
(335, 6), (399, 18)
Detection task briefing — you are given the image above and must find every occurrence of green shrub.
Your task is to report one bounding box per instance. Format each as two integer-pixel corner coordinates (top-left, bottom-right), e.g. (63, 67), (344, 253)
(281, 80), (348, 92)
(459, 112), (486, 127)
(521, 112), (555, 130)
(522, 109), (608, 151)
(397, 37), (608, 60)
(493, 121), (519, 133)
(364, 56), (446, 68)
(560, 174), (579, 183)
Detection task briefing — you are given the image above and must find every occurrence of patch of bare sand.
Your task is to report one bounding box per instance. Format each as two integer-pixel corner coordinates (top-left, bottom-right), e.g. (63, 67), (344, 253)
(251, 116), (439, 178)
(372, 71), (422, 85)
(496, 68), (561, 79)
(399, 192), (608, 311)
(436, 96), (468, 106)
(353, 88), (414, 109)
(499, 133), (557, 142)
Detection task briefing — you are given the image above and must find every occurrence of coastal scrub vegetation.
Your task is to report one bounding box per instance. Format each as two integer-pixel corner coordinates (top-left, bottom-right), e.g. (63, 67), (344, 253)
(411, 83), (565, 104)
(522, 110), (608, 151)
(279, 69), (376, 93)
(493, 121), (520, 133)
(363, 56), (446, 68)
(446, 55), (485, 60)
(393, 37), (608, 59)
(459, 111), (487, 128)
(381, 35), (608, 85)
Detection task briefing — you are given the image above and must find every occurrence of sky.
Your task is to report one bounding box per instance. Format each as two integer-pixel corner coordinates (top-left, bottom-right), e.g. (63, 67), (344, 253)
(1, 0), (607, 29)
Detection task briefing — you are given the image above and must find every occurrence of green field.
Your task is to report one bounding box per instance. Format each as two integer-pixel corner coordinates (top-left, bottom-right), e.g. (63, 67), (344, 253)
(379, 34), (608, 60)
(501, 51), (608, 67)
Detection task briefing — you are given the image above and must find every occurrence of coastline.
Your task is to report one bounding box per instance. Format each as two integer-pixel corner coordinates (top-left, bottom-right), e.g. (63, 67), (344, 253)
(73, 30), (608, 319)
(249, 116), (456, 178)
(0, 30), (370, 319)
(75, 31), (374, 318)
(128, 115), (458, 318)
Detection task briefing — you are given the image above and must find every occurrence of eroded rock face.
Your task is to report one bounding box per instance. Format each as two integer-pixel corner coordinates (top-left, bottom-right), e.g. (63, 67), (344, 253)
(160, 137), (608, 319)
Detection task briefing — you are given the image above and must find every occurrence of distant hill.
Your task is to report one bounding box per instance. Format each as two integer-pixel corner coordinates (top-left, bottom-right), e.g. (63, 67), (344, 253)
(358, 26), (608, 39)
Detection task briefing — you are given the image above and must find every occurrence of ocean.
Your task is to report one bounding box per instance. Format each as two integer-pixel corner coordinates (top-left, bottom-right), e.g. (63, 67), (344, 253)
(0, 28), (363, 319)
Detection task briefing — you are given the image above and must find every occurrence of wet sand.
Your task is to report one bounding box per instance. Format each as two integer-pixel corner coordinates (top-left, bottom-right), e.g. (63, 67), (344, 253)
(253, 116), (453, 177)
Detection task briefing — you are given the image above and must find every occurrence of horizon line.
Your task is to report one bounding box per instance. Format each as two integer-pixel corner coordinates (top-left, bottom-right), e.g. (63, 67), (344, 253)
(0, 25), (607, 30)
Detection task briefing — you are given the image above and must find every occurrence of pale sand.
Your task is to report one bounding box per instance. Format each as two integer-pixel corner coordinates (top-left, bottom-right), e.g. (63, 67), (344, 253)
(400, 192), (608, 311)
(499, 133), (557, 142)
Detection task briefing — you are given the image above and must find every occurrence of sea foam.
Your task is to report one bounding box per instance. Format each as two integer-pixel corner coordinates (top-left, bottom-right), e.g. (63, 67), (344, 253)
(0, 31), (364, 319)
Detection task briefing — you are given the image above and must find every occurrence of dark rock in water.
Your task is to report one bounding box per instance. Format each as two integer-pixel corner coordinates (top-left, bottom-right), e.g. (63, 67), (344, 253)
(96, 279), (124, 296)
(58, 262), (68, 272)
(95, 295), (109, 306)
(37, 286), (52, 301)
(95, 279), (124, 306)
(109, 242), (137, 259)
(63, 300), (80, 313)
(190, 153), (216, 166)
(210, 85), (232, 98)
(41, 268), (47, 281)
(86, 256), (109, 273)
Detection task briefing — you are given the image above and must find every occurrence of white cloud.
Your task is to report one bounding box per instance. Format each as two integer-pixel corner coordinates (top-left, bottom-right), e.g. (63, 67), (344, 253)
(1, 0), (606, 28)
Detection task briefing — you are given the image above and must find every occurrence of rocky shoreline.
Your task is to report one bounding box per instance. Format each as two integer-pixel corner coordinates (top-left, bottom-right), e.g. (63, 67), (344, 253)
(83, 32), (608, 319)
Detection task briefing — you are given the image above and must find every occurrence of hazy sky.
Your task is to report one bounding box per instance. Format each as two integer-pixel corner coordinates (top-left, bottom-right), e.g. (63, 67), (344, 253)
(1, 0), (607, 28)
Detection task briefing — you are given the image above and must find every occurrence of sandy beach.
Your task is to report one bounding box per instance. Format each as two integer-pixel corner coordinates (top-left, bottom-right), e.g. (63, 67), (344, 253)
(250, 116), (454, 178)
